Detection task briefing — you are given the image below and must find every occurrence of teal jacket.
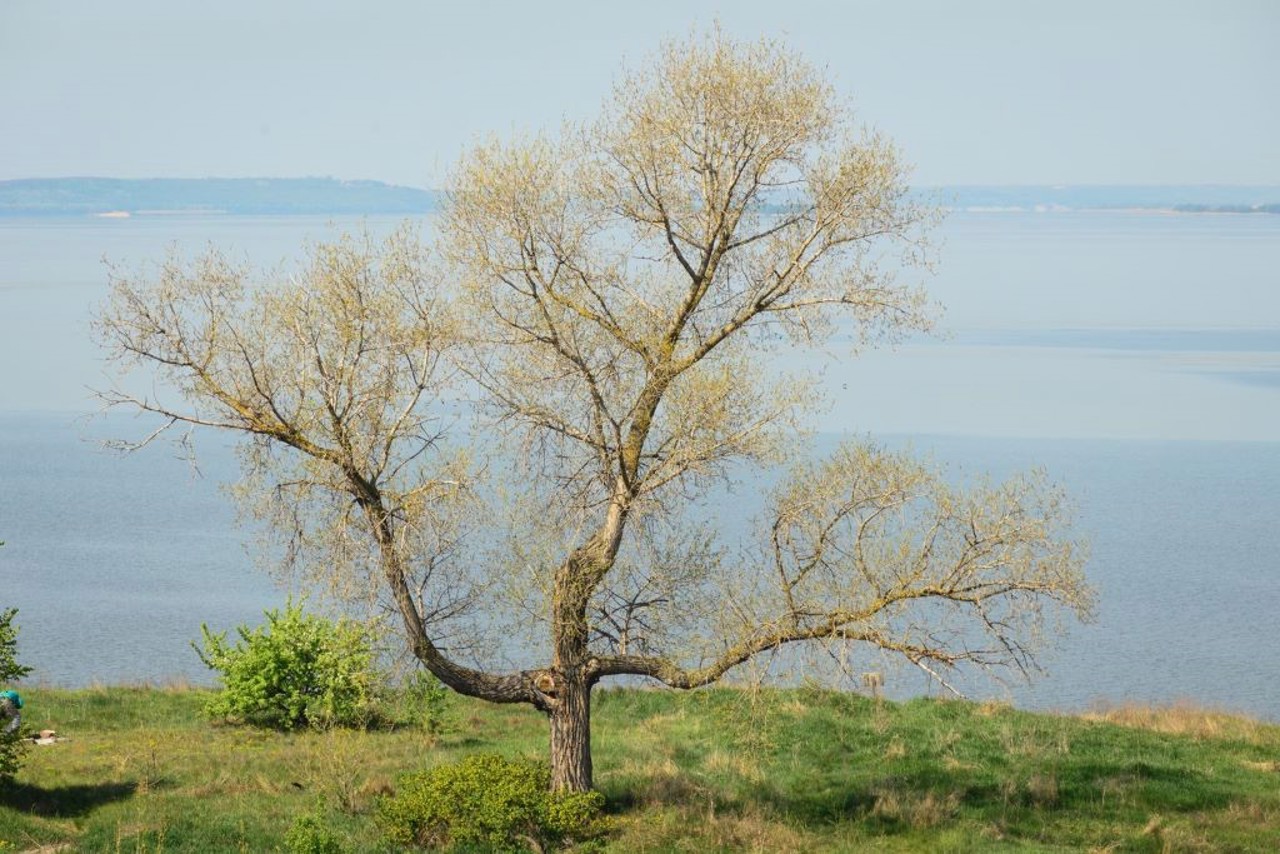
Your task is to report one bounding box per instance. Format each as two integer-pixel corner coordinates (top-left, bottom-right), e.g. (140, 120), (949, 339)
(0, 689), (21, 709)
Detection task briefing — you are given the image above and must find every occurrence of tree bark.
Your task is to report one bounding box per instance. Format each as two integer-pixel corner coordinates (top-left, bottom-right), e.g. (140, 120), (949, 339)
(544, 495), (629, 792)
(548, 563), (596, 792)
(549, 671), (593, 792)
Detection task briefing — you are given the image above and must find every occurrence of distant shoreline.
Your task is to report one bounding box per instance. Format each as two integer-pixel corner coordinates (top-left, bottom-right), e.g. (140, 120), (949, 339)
(1, 177), (1277, 218)
(956, 205), (1280, 216)
(9, 207), (1276, 221)
(0, 177), (439, 217)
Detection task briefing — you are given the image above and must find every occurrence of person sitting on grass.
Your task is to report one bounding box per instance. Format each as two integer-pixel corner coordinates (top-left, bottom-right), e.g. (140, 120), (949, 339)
(0, 688), (21, 735)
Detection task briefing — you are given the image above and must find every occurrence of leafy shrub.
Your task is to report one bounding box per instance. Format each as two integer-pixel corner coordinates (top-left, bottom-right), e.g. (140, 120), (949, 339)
(400, 669), (452, 735)
(1, 603), (33, 781)
(284, 808), (345, 854)
(194, 599), (381, 730)
(545, 790), (610, 842)
(377, 753), (607, 851)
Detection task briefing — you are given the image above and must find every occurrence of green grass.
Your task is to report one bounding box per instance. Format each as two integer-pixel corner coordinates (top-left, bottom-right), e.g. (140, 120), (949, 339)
(2, 685), (1278, 852)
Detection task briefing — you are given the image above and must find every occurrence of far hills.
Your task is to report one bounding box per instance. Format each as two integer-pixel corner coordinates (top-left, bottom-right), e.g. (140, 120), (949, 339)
(0, 177), (1277, 217)
(932, 184), (1280, 213)
(0, 177), (438, 217)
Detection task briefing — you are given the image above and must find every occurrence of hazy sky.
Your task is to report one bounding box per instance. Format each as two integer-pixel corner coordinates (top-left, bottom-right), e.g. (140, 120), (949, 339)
(2, 0), (1276, 188)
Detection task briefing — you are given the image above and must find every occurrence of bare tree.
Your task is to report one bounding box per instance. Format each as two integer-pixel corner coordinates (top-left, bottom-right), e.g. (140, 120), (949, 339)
(96, 30), (1092, 793)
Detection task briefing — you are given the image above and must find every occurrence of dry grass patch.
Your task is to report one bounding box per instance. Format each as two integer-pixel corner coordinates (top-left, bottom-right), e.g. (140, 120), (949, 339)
(998, 724), (1046, 758)
(700, 806), (808, 853)
(702, 750), (765, 784)
(1223, 798), (1279, 827)
(614, 804), (809, 854)
(978, 699), (1012, 717)
(1079, 701), (1274, 743)
(1137, 813), (1224, 854)
(1025, 772), (1059, 807)
(870, 787), (962, 829)
(639, 709), (688, 729)
(932, 727), (962, 751)
(609, 756), (710, 807)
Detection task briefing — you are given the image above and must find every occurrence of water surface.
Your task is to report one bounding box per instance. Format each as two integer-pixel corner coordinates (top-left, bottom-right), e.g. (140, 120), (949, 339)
(1, 211), (1277, 720)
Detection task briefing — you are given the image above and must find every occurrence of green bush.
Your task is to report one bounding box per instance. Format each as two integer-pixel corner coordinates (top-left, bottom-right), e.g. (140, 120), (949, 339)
(1, 603), (33, 781)
(284, 808), (345, 854)
(377, 754), (606, 851)
(194, 600), (381, 730)
(400, 669), (452, 735)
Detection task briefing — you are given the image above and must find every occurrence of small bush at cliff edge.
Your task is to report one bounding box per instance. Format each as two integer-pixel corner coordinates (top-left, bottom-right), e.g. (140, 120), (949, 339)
(194, 599), (381, 730)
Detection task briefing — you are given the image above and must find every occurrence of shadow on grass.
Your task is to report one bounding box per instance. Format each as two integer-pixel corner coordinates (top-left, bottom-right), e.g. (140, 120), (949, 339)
(756, 761), (1231, 822)
(0, 779), (137, 817)
(603, 755), (1234, 835)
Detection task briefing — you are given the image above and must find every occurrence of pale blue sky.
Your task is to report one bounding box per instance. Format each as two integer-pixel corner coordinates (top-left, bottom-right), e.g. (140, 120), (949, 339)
(2, 0), (1276, 187)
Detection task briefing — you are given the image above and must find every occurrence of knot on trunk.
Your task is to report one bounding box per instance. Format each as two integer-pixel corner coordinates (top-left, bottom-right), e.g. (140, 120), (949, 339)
(533, 671), (558, 698)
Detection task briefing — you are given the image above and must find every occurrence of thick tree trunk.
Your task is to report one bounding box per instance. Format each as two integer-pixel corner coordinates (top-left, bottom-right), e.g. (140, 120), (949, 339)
(549, 672), (593, 792)
(546, 490), (631, 793)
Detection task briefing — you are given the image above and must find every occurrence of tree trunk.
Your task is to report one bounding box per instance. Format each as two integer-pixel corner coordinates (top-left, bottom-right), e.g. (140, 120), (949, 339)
(549, 672), (593, 792)
(548, 502), (628, 793)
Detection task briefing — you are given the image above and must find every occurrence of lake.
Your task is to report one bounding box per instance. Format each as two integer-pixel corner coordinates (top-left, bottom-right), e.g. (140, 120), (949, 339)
(1, 211), (1278, 720)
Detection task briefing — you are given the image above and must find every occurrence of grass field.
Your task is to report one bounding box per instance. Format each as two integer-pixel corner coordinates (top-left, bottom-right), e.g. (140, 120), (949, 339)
(1, 685), (1277, 852)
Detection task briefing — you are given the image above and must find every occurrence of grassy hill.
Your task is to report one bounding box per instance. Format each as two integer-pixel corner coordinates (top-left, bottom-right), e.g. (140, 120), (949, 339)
(1, 686), (1277, 851)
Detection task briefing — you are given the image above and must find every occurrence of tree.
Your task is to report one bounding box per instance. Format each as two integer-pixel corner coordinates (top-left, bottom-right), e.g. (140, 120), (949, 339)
(0, 606), (31, 693)
(2, 539), (34, 780)
(0, 542), (30, 693)
(95, 30), (1092, 793)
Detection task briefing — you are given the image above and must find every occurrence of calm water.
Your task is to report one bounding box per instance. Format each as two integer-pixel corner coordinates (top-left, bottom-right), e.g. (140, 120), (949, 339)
(1, 211), (1278, 720)
(0, 412), (280, 686)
